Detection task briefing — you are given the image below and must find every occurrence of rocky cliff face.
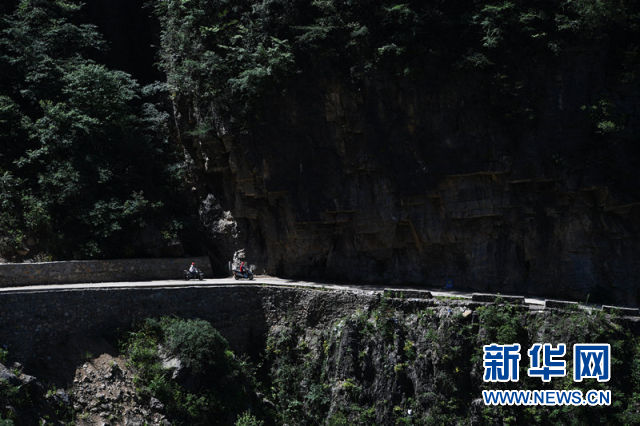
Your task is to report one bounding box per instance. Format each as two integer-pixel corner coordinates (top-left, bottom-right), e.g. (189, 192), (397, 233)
(72, 354), (167, 425)
(260, 293), (640, 425)
(150, 1), (640, 304)
(4, 287), (640, 424)
(184, 70), (640, 305)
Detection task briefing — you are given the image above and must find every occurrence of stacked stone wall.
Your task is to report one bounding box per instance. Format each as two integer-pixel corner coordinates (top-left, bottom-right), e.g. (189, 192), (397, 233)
(0, 285), (370, 378)
(0, 257), (213, 287)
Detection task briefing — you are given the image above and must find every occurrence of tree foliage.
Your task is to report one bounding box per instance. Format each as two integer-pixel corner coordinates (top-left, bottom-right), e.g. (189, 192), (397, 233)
(123, 317), (261, 425)
(0, 0), (194, 260)
(156, 0), (640, 138)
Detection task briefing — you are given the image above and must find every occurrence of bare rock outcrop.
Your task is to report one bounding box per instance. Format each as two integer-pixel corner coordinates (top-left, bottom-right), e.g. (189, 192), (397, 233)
(72, 354), (167, 426)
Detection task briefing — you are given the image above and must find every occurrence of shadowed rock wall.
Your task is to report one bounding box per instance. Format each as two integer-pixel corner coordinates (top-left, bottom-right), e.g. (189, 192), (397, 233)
(186, 77), (640, 305)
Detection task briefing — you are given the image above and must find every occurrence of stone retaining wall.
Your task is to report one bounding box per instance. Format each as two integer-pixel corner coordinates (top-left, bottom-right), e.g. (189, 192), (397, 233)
(0, 285), (371, 384)
(1, 283), (639, 385)
(0, 257), (213, 287)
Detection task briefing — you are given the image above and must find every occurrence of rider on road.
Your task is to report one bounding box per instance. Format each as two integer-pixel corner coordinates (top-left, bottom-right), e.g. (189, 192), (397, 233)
(189, 262), (199, 275)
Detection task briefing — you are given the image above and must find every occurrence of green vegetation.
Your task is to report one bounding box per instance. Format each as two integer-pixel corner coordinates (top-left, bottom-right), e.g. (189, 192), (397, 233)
(0, 0), (196, 260)
(0, 374), (73, 424)
(0, 378), (22, 424)
(263, 321), (332, 424)
(259, 303), (640, 424)
(122, 317), (262, 425)
(0, 0), (639, 422)
(156, 0), (640, 137)
(234, 410), (264, 426)
(476, 303), (640, 424)
(0, 347), (72, 424)
(261, 303), (478, 424)
(4, 305), (639, 424)
(476, 302), (527, 344)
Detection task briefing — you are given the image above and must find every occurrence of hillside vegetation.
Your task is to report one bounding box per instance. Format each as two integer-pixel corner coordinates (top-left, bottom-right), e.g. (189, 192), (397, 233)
(0, 0), (196, 261)
(4, 302), (640, 425)
(158, 0), (639, 144)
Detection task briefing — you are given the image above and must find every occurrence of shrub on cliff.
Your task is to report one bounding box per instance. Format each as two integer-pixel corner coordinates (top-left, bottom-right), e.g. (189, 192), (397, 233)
(123, 317), (262, 425)
(162, 317), (233, 376)
(235, 411), (264, 426)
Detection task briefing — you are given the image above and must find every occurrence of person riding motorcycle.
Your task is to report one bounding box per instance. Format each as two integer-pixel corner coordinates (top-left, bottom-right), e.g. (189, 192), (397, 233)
(233, 260), (253, 280)
(187, 262), (202, 279)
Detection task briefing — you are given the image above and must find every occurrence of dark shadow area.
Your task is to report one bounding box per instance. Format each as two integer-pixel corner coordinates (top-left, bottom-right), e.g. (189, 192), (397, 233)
(28, 334), (119, 388)
(0, 0), (18, 15)
(82, 0), (163, 84)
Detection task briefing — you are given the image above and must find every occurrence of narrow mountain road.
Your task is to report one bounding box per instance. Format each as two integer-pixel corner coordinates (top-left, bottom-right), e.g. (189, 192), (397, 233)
(1, 275), (638, 315)
(0, 276), (546, 307)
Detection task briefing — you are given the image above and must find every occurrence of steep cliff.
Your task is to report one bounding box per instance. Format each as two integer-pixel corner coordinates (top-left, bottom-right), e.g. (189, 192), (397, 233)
(3, 287), (640, 424)
(259, 293), (640, 424)
(157, 1), (640, 304)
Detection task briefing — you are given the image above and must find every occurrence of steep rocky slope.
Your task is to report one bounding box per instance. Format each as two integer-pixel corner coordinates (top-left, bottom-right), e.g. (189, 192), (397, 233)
(3, 288), (640, 424)
(72, 354), (167, 425)
(259, 294), (640, 424)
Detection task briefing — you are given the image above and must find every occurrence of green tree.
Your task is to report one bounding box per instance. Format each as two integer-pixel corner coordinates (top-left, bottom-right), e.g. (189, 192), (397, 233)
(123, 317), (261, 425)
(0, 0), (194, 260)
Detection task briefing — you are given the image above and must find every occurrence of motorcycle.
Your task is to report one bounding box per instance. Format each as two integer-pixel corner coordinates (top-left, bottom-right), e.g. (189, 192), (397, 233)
(232, 266), (254, 280)
(183, 269), (204, 280)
